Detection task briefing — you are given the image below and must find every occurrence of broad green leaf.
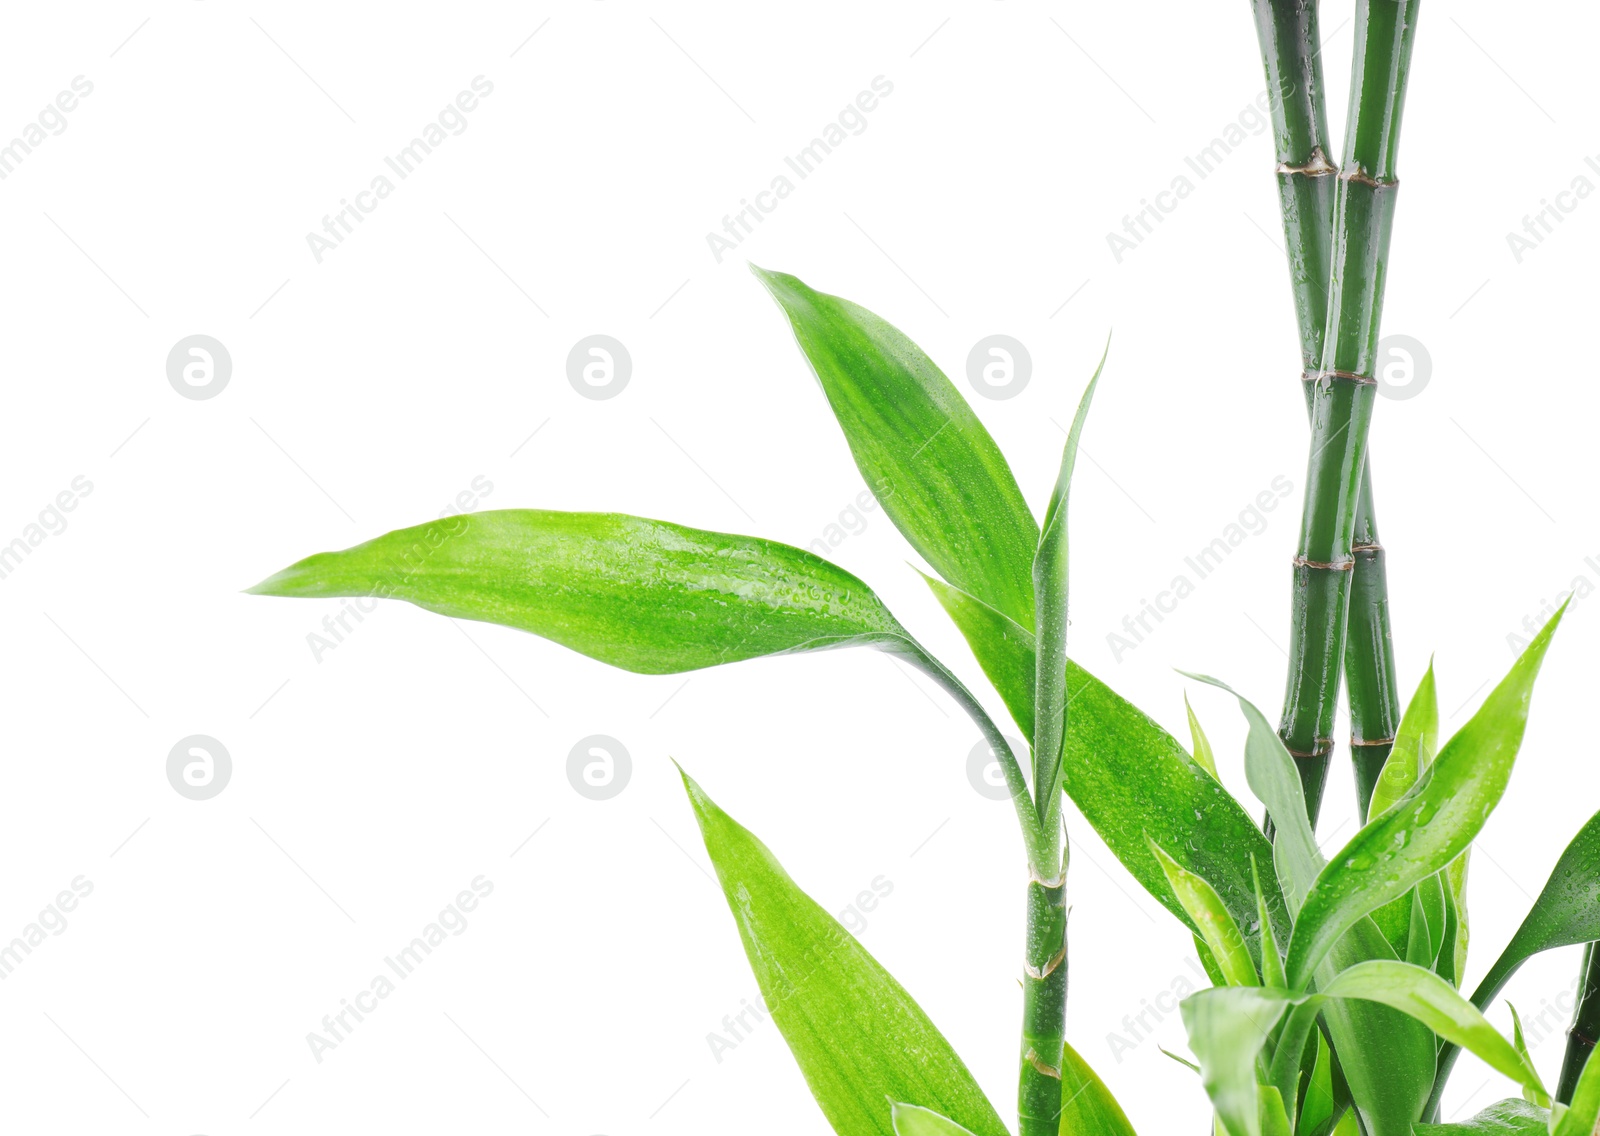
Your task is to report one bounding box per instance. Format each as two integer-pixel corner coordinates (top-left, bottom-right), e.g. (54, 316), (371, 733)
(252, 510), (920, 675)
(1316, 918), (1436, 1136)
(1151, 841), (1257, 986)
(1258, 1085), (1293, 1136)
(1060, 660), (1290, 953)
(920, 575), (1036, 740)
(1058, 1039), (1139, 1135)
(1554, 1046), (1600, 1136)
(1412, 1098), (1550, 1134)
(1252, 858), (1287, 990)
(682, 772), (1008, 1136)
(1033, 353), (1104, 812)
(890, 1103), (980, 1136)
(1368, 661), (1439, 821)
(752, 267), (1039, 628)
(1186, 693), (1219, 778)
(1331, 1112), (1361, 1136)
(1181, 986), (1290, 1136)
(1182, 674), (1323, 916)
(1286, 608), (1566, 988)
(1473, 807), (1600, 1009)
(1322, 961), (1549, 1106)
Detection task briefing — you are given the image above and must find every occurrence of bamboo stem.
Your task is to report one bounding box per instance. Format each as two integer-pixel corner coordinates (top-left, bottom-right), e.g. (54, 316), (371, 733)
(1019, 857), (1068, 1136)
(1253, 0), (1402, 825)
(1558, 943), (1600, 1104)
(1276, 0), (1418, 825)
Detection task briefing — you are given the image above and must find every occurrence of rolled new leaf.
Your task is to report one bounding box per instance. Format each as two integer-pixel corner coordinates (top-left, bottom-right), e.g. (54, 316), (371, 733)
(751, 266), (1040, 632)
(1033, 352), (1104, 815)
(1285, 607), (1566, 989)
(683, 771), (1010, 1136)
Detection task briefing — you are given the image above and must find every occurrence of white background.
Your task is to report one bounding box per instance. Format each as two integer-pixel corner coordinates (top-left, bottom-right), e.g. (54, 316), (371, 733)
(0, 2), (1595, 1133)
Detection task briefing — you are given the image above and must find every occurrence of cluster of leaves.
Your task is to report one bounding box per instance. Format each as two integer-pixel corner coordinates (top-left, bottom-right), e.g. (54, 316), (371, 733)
(251, 270), (1600, 1136)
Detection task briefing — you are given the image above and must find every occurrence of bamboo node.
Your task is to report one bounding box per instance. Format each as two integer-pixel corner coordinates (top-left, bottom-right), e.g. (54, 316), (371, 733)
(1293, 555), (1356, 571)
(1341, 168), (1399, 188)
(1029, 868), (1066, 889)
(1352, 540), (1384, 553)
(1023, 944), (1068, 981)
(1306, 369), (1377, 386)
(1276, 147), (1337, 177)
(1023, 1048), (1063, 1080)
(1351, 737), (1396, 747)
(1286, 739), (1335, 759)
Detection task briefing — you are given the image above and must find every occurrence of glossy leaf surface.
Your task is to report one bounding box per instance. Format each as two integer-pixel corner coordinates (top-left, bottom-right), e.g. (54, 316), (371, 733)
(1061, 662), (1288, 950)
(1287, 610), (1565, 987)
(753, 267), (1039, 628)
(891, 1103), (981, 1136)
(252, 510), (920, 675)
(1412, 1098), (1550, 1134)
(1151, 841), (1257, 986)
(684, 772), (1008, 1136)
(1058, 1039), (1139, 1136)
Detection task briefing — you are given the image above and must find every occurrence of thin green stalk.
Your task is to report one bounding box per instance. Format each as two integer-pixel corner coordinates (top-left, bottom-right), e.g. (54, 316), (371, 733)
(1019, 846), (1068, 1136)
(1277, 0), (1419, 825)
(1251, 0), (1404, 825)
(1559, 943), (1600, 1104)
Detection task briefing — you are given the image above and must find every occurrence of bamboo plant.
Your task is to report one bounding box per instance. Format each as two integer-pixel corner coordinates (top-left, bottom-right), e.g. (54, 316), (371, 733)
(246, 4), (1600, 1134)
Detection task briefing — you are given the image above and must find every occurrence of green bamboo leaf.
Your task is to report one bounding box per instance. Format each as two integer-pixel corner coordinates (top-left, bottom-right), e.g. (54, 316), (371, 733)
(1368, 660), (1438, 820)
(1150, 840), (1257, 987)
(1186, 693), (1219, 779)
(1258, 1084), (1293, 1136)
(1034, 352), (1105, 812)
(1058, 1039), (1139, 1135)
(1473, 807), (1600, 1010)
(1322, 961), (1549, 1106)
(251, 510), (920, 675)
(1060, 661), (1289, 952)
(1412, 1098), (1550, 1134)
(920, 575), (1036, 740)
(1179, 986), (1290, 1136)
(890, 1103), (980, 1136)
(1180, 673), (1323, 916)
(1286, 607), (1567, 988)
(1447, 851), (1471, 983)
(751, 267), (1039, 628)
(682, 771), (1009, 1136)
(1317, 918), (1437, 1136)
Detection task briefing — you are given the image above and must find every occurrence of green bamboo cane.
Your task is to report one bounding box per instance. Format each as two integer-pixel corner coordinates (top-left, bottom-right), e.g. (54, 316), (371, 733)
(1018, 855), (1068, 1135)
(1557, 944), (1600, 1103)
(1276, 0), (1418, 826)
(1251, 0), (1403, 824)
